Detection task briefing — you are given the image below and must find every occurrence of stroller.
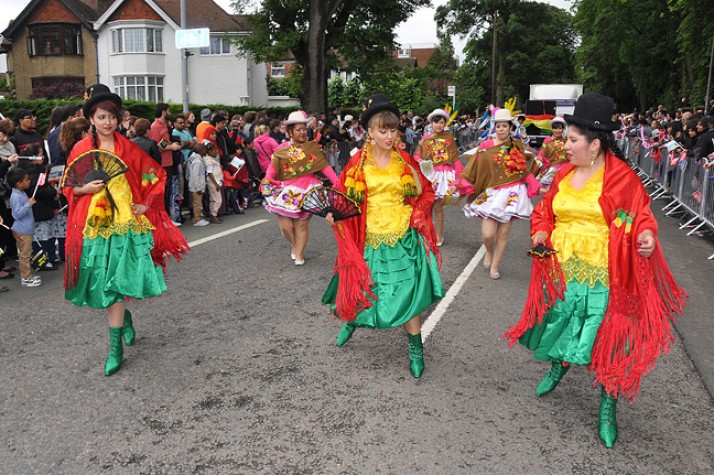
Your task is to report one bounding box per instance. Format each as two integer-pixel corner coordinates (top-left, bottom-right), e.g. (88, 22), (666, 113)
(242, 147), (265, 208)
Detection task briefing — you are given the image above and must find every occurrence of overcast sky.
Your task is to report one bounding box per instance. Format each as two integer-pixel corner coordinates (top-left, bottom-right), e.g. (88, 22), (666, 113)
(1, 0), (574, 68)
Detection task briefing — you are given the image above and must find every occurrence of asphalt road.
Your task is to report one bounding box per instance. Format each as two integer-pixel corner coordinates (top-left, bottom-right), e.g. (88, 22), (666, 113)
(1, 197), (713, 474)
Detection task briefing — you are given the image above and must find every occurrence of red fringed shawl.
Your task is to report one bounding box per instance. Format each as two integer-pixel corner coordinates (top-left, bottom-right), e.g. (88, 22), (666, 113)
(63, 132), (189, 290)
(329, 147), (440, 321)
(504, 152), (687, 401)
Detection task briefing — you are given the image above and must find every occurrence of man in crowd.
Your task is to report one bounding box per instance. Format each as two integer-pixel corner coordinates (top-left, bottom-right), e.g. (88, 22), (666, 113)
(149, 103), (182, 225)
(11, 109), (47, 158)
(196, 108), (212, 143)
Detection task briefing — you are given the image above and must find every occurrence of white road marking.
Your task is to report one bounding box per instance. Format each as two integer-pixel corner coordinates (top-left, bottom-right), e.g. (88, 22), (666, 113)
(187, 219), (269, 248)
(421, 244), (486, 342)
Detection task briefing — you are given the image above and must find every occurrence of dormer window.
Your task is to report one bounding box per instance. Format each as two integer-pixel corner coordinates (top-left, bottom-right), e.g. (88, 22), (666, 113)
(397, 47), (411, 58)
(27, 23), (83, 56)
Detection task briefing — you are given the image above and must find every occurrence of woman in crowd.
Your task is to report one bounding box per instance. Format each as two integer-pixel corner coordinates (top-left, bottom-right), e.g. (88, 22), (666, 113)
(414, 108), (463, 246)
(322, 94), (444, 379)
(461, 108), (538, 279)
(535, 117), (568, 193)
(63, 84), (188, 376)
(505, 93), (686, 448)
(131, 119), (163, 165)
(253, 124), (279, 174)
(262, 110), (338, 265)
(60, 117), (90, 154)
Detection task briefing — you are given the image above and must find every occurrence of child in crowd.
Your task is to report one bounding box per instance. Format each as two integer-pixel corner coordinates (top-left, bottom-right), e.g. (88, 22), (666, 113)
(187, 143), (209, 227)
(221, 143), (249, 214)
(7, 168), (41, 287)
(202, 140), (223, 224)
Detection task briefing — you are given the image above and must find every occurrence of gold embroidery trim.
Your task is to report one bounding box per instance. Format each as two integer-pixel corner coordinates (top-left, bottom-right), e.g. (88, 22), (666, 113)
(83, 215), (154, 240)
(561, 254), (609, 289)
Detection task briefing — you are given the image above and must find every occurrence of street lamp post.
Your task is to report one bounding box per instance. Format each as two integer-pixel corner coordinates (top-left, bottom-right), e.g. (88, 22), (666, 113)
(181, 0), (189, 112)
(705, 31), (714, 111)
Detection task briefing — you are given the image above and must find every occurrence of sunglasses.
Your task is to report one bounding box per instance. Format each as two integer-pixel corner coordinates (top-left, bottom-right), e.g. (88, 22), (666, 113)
(23, 116), (36, 120)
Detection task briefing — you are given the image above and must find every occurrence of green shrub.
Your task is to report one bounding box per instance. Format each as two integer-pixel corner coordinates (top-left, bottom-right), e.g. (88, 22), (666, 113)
(0, 98), (298, 135)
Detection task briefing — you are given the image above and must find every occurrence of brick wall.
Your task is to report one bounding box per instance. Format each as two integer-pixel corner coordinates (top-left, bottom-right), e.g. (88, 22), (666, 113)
(27, 0), (79, 23)
(109, 0), (163, 21)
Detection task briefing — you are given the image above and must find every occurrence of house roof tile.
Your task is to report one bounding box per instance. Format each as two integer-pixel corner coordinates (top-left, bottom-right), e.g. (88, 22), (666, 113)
(152, 0), (247, 32)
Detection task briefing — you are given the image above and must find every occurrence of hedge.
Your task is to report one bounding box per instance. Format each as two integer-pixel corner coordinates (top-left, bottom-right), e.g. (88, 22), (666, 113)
(0, 98), (308, 135)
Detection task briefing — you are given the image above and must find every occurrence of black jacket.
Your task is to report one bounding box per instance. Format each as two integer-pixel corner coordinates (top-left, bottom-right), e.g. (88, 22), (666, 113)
(131, 136), (162, 165)
(10, 127), (48, 158)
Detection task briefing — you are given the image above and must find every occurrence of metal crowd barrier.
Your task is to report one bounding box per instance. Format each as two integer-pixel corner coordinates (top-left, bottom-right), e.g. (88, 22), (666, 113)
(625, 138), (714, 259)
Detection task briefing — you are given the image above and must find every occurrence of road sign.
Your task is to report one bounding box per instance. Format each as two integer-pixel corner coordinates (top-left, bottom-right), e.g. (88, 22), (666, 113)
(175, 28), (210, 49)
(447, 85), (456, 97)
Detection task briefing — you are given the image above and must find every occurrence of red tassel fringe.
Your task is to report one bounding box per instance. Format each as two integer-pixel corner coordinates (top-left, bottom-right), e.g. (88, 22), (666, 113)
(332, 224), (376, 322)
(504, 251), (566, 346)
(590, 248), (686, 402)
(145, 206), (190, 269)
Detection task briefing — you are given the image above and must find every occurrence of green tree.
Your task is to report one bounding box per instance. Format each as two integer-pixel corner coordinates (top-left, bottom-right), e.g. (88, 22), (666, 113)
(436, 0), (523, 104)
(441, 2), (576, 110)
(230, 0), (429, 113)
(670, 0), (714, 105)
(574, 0), (681, 111)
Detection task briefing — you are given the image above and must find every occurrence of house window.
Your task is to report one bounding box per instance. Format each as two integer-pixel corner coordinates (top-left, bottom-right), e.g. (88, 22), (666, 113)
(27, 23), (83, 56)
(397, 47), (411, 58)
(200, 36), (231, 55)
(111, 28), (163, 53)
(113, 76), (164, 102)
(270, 63), (285, 78)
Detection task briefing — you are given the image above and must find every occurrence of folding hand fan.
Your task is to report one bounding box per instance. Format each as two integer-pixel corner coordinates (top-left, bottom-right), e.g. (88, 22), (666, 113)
(62, 150), (129, 187)
(527, 244), (558, 259)
(299, 186), (360, 221)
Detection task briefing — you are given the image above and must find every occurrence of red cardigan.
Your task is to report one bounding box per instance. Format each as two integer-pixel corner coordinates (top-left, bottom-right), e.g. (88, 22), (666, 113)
(505, 152), (686, 401)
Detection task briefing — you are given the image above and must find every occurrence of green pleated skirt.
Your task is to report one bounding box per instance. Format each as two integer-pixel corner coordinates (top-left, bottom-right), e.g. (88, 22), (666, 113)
(519, 280), (609, 365)
(322, 228), (444, 328)
(65, 230), (167, 309)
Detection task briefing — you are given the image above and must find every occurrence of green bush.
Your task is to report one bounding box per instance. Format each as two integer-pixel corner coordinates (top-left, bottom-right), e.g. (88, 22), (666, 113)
(0, 98), (298, 135)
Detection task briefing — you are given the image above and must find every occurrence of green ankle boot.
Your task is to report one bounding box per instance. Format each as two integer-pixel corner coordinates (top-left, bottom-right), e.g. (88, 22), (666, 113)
(104, 327), (124, 376)
(407, 333), (424, 379)
(535, 361), (570, 396)
(336, 322), (357, 346)
(598, 387), (618, 448)
(122, 310), (135, 346)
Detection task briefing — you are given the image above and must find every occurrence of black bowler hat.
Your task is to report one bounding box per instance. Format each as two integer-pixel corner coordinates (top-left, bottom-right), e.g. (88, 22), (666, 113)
(564, 93), (618, 132)
(360, 93), (400, 129)
(83, 83), (122, 118)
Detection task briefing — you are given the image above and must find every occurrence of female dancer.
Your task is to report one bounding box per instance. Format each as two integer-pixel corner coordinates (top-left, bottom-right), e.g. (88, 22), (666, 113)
(461, 108), (537, 279)
(63, 84), (188, 376)
(414, 108), (463, 246)
(261, 110), (339, 265)
(322, 94), (444, 378)
(534, 117), (567, 193)
(505, 93), (686, 447)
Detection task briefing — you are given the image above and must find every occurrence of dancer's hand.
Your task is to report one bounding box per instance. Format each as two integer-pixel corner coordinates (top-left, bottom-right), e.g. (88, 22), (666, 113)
(77, 180), (105, 196)
(325, 212), (335, 226)
(131, 203), (148, 216)
(637, 229), (656, 258)
(531, 231), (548, 246)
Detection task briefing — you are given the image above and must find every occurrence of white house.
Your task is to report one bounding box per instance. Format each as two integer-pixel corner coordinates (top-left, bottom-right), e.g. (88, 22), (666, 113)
(93, 0), (268, 107)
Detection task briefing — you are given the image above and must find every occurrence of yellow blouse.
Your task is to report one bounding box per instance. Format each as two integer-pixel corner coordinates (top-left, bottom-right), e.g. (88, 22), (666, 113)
(363, 151), (412, 249)
(551, 167), (609, 288)
(85, 173), (152, 239)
